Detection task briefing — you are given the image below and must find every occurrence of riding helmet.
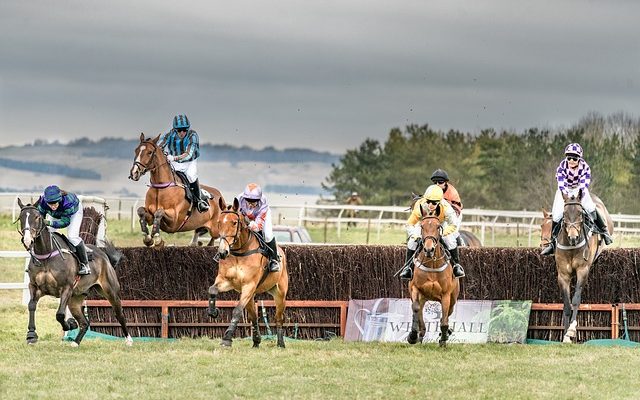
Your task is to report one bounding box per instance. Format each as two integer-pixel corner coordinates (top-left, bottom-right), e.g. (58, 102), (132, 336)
(564, 143), (583, 158)
(43, 185), (63, 203)
(423, 185), (444, 202)
(173, 114), (190, 130)
(430, 169), (450, 182)
(243, 183), (263, 200)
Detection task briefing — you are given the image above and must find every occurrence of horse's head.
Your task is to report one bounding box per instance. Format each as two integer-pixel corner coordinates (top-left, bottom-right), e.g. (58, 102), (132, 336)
(16, 198), (46, 249)
(419, 205), (442, 258)
(540, 208), (552, 248)
(217, 197), (248, 259)
(562, 192), (584, 246)
(129, 133), (164, 181)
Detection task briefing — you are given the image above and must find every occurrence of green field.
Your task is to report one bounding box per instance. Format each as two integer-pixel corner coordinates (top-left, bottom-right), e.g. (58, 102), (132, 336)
(3, 214), (640, 399)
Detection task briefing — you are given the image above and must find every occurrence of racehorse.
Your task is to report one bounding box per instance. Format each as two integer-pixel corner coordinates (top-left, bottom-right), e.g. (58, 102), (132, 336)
(552, 192), (613, 343)
(129, 133), (226, 247)
(207, 197), (289, 348)
(459, 230), (482, 247)
(16, 199), (132, 346)
(407, 207), (460, 347)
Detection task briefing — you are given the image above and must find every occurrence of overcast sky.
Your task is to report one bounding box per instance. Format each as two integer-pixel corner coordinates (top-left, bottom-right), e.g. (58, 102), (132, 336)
(1, 0), (638, 153)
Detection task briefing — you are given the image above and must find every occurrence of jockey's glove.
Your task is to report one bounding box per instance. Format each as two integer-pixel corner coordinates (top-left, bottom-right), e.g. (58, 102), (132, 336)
(248, 221), (259, 231)
(44, 219), (51, 226)
(166, 154), (175, 162)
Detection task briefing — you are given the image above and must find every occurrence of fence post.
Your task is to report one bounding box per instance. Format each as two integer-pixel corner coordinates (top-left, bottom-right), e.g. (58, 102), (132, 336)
(366, 218), (371, 244)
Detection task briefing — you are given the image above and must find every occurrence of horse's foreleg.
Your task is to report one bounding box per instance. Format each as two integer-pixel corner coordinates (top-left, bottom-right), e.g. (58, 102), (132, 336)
(151, 209), (165, 247)
(137, 207), (154, 247)
(26, 284), (41, 344)
(417, 298), (427, 344)
(273, 290), (287, 348)
(100, 282), (133, 346)
(221, 285), (256, 347)
(439, 295), (453, 347)
(566, 268), (590, 342)
(56, 287), (73, 332)
(245, 298), (261, 348)
(66, 296), (89, 347)
(557, 272), (573, 343)
(407, 286), (421, 345)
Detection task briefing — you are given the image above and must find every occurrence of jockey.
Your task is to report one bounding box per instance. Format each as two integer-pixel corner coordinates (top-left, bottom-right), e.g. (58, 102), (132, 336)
(158, 114), (209, 213)
(237, 183), (280, 272)
(541, 143), (613, 256)
(399, 184), (465, 280)
(36, 185), (90, 275)
(430, 169), (464, 245)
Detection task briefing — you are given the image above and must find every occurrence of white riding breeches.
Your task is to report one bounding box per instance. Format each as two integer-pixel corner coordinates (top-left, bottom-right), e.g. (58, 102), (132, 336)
(48, 201), (83, 246)
(406, 223), (457, 250)
(262, 208), (274, 242)
(171, 159), (198, 183)
(551, 188), (596, 223)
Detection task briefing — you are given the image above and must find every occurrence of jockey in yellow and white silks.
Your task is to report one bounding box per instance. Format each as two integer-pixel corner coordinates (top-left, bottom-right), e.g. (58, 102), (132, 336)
(399, 184), (465, 280)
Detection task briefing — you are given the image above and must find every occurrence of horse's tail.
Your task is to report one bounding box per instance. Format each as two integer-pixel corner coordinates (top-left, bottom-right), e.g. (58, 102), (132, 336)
(101, 239), (123, 268)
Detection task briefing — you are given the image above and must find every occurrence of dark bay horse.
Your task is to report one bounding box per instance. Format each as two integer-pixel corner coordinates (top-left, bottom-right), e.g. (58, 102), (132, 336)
(459, 230), (482, 247)
(553, 192), (613, 343)
(17, 199), (132, 346)
(407, 207), (460, 347)
(207, 197), (289, 348)
(129, 132), (226, 247)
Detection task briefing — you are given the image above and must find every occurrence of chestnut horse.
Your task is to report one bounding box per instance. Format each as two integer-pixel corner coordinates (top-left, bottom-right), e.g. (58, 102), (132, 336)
(407, 207), (460, 347)
(207, 197), (289, 348)
(129, 133), (225, 247)
(16, 199), (132, 346)
(459, 230), (482, 247)
(552, 192), (612, 343)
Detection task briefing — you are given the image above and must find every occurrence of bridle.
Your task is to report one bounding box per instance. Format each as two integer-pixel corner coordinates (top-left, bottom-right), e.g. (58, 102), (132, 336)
(15, 206), (47, 249)
(218, 209), (247, 252)
(540, 216), (553, 248)
(562, 200), (585, 240)
(133, 140), (163, 175)
(420, 215), (446, 262)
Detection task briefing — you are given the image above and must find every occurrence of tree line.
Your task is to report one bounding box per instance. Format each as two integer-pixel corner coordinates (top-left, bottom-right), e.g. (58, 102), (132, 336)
(322, 112), (640, 214)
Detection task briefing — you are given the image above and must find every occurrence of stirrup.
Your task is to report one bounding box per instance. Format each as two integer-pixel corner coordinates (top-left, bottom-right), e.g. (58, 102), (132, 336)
(452, 264), (465, 278)
(540, 244), (555, 256)
(77, 264), (91, 276)
(399, 266), (413, 280)
(197, 200), (209, 212)
(602, 233), (613, 245)
(268, 260), (280, 272)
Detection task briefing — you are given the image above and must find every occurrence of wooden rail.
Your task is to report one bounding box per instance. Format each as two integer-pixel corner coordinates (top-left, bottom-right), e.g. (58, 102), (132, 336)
(85, 299), (348, 339)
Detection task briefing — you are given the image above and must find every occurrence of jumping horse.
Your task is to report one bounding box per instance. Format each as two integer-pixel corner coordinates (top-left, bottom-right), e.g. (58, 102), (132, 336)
(207, 197), (289, 348)
(16, 199), (132, 346)
(407, 207), (460, 347)
(551, 192), (613, 343)
(129, 133), (226, 247)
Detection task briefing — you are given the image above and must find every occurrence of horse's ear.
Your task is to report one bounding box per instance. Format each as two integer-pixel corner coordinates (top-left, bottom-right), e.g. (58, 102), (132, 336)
(17, 198), (24, 209)
(218, 197), (225, 210)
(151, 134), (161, 144)
(562, 191), (569, 202)
(233, 197), (240, 211)
(542, 208), (550, 218)
(139, 132), (145, 142)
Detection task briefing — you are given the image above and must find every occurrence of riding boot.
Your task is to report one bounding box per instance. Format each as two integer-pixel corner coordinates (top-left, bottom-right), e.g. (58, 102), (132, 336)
(449, 247), (465, 278)
(541, 221), (560, 256)
(591, 211), (613, 245)
(189, 179), (209, 213)
(399, 247), (416, 280)
(266, 238), (280, 272)
(75, 242), (91, 275)
(456, 235), (464, 247)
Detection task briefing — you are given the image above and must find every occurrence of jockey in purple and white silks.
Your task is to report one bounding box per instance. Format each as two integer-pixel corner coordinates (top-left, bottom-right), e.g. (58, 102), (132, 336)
(237, 183), (280, 272)
(36, 185), (90, 275)
(541, 143), (613, 255)
(158, 114), (209, 213)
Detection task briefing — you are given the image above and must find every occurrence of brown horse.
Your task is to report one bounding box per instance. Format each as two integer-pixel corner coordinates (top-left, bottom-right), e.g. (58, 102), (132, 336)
(407, 207), (460, 347)
(207, 197), (289, 348)
(459, 230), (482, 247)
(129, 132), (225, 247)
(16, 199), (132, 346)
(554, 192), (613, 343)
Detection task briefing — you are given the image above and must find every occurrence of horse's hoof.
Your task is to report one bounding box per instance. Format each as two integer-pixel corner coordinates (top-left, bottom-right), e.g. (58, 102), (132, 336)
(407, 331), (418, 345)
(207, 308), (219, 319)
(220, 339), (232, 347)
(70, 341), (79, 347)
(562, 336), (572, 344)
(125, 336), (133, 347)
(277, 342), (286, 348)
(143, 236), (154, 247)
(67, 318), (78, 330)
(252, 343), (260, 348)
(439, 340), (447, 348)
(26, 337), (38, 345)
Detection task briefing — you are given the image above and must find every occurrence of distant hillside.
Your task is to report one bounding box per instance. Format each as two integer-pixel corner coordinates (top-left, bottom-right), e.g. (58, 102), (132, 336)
(21, 137), (342, 164)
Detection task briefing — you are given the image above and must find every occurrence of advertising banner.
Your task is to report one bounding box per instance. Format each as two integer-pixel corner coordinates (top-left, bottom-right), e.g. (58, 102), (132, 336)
(344, 298), (531, 344)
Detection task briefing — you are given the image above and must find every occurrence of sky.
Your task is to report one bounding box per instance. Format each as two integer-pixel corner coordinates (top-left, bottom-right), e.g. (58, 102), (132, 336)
(1, 0), (639, 153)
